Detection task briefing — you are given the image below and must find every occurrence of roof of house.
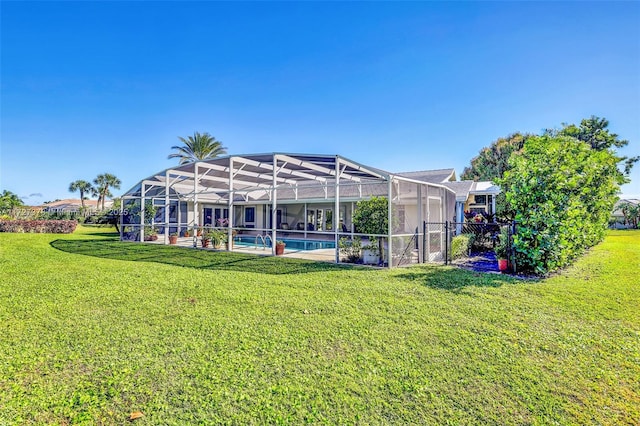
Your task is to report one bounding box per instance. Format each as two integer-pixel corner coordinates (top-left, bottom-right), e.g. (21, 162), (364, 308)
(395, 168), (456, 184)
(42, 199), (112, 211)
(442, 180), (501, 202)
(124, 153), (458, 202)
(612, 198), (640, 216)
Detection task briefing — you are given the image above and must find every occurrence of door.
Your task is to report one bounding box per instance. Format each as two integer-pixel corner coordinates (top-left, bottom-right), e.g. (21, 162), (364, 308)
(203, 208), (213, 226)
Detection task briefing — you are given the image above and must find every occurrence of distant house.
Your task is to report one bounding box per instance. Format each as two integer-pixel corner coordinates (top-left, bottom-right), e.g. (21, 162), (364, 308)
(42, 199), (112, 214)
(611, 198), (640, 229)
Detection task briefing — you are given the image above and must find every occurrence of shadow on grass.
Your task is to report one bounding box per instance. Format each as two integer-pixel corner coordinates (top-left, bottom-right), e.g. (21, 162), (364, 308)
(51, 239), (365, 275)
(396, 266), (532, 292)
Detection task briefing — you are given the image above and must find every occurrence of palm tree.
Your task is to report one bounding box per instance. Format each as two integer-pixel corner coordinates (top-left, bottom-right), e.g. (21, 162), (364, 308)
(93, 173), (121, 210)
(0, 190), (24, 210)
(68, 180), (94, 209)
(168, 132), (227, 165)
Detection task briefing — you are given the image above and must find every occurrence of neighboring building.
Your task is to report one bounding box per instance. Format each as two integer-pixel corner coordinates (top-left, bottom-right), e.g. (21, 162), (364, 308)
(611, 198), (640, 229)
(42, 199), (113, 214)
(120, 153), (498, 266)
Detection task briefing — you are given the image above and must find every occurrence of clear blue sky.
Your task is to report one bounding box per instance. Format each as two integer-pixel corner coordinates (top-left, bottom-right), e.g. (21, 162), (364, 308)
(2, 1), (639, 204)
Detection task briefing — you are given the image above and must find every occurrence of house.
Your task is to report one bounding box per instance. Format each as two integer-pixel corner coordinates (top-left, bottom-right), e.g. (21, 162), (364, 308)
(42, 198), (112, 214)
(120, 153), (498, 267)
(611, 198), (640, 229)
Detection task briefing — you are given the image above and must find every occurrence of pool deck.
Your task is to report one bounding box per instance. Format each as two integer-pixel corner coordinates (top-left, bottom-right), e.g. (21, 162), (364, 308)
(146, 237), (337, 263)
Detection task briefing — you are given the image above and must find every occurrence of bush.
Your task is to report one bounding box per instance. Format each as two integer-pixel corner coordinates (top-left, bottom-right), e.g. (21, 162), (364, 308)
(0, 219), (77, 234)
(339, 236), (362, 263)
(500, 135), (624, 274)
(450, 234), (471, 259)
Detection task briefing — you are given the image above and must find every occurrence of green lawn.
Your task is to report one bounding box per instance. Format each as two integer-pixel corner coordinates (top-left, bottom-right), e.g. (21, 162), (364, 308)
(0, 226), (638, 425)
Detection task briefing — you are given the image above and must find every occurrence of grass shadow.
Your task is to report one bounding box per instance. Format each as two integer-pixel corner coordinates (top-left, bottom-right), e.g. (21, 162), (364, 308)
(396, 266), (535, 293)
(50, 239), (366, 275)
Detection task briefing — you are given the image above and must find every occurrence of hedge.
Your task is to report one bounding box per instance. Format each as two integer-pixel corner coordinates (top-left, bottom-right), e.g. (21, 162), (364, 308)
(0, 220), (77, 234)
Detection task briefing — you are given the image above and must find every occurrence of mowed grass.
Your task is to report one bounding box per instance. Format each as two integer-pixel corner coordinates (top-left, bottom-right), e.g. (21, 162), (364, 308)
(0, 227), (638, 425)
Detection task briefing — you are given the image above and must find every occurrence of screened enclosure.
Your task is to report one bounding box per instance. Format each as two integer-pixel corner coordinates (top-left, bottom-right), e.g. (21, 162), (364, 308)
(120, 153), (456, 268)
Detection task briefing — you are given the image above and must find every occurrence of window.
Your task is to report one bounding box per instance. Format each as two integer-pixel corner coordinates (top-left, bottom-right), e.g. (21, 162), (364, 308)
(473, 195), (487, 205)
(244, 207), (255, 223)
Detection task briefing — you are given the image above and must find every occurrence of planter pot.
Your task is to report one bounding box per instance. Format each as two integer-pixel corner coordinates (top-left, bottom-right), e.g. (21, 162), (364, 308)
(363, 249), (380, 265)
(144, 235), (158, 241)
(498, 258), (508, 272)
(202, 239), (210, 248)
(275, 243), (285, 255)
(169, 236), (178, 245)
(184, 232), (190, 238)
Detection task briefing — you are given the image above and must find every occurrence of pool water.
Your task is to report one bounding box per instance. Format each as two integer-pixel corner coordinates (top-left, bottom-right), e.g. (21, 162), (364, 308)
(234, 236), (336, 251)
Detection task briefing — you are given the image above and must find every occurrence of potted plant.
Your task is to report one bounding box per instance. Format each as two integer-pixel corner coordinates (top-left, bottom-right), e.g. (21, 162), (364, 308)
(210, 229), (226, 249)
(201, 228), (211, 248)
(362, 238), (380, 265)
(145, 227), (158, 241)
(275, 240), (286, 255)
(495, 228), (509, 272)
(183, 228), (191, 237)
(169, 231), (178, 245)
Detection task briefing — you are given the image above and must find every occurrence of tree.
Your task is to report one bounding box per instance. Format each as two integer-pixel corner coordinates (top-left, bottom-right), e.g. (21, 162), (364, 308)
(500, 135), (625, 274)
(0, 190), (24, 210)
(551, 115), (639, 176)
(68, 180), (94, 209)
(168, 132), (227, 165)
(93, 173), (121, 211)
(461, 133), (530, 181)
(461, 133), (530, 220)
(619, 202), (639, 229)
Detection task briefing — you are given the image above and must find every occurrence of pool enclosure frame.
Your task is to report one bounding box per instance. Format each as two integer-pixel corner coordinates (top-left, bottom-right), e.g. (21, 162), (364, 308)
(120, 153), (456, 268)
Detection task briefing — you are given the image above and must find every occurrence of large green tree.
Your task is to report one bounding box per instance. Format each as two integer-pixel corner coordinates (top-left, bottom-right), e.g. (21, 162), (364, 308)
(68, 180), (94, 209)
(168, 132), (227, 165)
(461, 132), (530, 181)
(0, 190), (24, 210)
(500, 135), (625, 274)
(551, 116), (639, 175)
(93, 173), (121, 211)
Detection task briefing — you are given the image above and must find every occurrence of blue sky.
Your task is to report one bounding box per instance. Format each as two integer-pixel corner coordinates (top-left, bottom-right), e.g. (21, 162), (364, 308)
(2, 1), (639, 204)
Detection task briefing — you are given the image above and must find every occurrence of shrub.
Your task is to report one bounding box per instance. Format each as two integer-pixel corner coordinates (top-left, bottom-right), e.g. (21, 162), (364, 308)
(500, 135), (624, 274)
(339, 236), (362, 263)
(0, 219), (77, 234)
(450, 234), (471, 259)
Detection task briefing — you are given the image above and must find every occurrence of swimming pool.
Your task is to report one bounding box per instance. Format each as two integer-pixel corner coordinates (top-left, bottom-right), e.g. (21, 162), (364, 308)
(233, 235), (336, 251)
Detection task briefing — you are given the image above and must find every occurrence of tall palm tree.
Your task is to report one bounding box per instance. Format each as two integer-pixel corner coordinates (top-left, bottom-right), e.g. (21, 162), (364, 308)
(93, 173), (121, 211)
(168, 132), (227, 165)
(68, 180), (94, 209)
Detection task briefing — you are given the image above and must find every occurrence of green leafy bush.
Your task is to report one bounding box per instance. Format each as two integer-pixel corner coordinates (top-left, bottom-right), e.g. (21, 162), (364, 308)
(450, 234), (471, 259)
(500, 135), (624, 274)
